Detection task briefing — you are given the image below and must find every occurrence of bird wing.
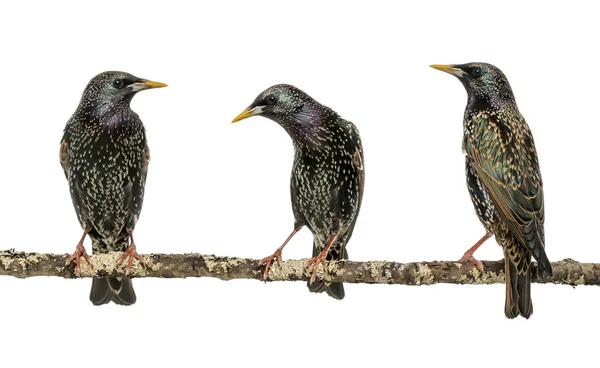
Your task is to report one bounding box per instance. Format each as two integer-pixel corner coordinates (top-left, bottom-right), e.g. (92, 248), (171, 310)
(336, 122), (364, 237)
(465, 111), (548, 272)
(60, 138), (93, 229)
(352, 144), (365, 219)
(59, 139), (70, 179)
(342, 144), (364, 242)
(125, 142), (150, 230)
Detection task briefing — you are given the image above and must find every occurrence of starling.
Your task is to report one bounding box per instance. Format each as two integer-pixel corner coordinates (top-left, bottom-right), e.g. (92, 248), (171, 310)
(430, 62), (552, 318)
(232, 84), (364, 299)
(60, 71), (166, 305)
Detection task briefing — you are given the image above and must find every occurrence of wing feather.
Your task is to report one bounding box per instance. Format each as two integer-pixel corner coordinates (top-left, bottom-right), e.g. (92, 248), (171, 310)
(465, 111), (549, 273)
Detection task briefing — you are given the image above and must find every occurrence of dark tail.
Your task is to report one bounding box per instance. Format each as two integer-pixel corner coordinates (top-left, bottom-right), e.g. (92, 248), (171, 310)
(307, 241), (346, 300)
(504, 254), (532, 319)
(535, 249), (553, 277)
(90, 277), (136, 306)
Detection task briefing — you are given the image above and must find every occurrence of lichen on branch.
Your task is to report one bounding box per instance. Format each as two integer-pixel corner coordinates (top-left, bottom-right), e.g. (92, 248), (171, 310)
(0, 250), (597, 286)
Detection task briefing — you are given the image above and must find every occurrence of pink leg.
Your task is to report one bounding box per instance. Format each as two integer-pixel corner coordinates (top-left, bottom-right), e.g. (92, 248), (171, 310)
(458, 233), (492, 272)
(65, 228), (92, 275)
(306, 234), (338, 284)
(258, 229), (299, 280)
(117, 231), (145, 275)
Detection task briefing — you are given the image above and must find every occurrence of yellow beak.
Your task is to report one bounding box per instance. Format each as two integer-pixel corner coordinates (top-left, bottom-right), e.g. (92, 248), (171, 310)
(132, 79), (168, 91)
(231, 106), (264, 123)
(429, 64), (464, 77)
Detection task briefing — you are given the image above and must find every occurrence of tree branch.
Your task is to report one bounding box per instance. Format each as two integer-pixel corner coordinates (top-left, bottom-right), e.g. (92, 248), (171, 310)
(0, 250), (598, 286)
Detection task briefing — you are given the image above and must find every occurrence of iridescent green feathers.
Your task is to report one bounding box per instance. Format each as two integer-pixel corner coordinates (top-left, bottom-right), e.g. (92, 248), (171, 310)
(465, 108), (550, 276)
(432, 62), (551, 319)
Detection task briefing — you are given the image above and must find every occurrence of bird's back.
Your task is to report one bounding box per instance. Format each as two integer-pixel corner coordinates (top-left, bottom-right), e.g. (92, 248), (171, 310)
(464, 105), (549, 274)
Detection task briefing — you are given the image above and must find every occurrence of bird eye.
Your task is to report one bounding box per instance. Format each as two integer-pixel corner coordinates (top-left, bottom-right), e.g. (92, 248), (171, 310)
(266, 95), (278, 105)
(472, 67), (483, 77)
(112, 79), (124, 89)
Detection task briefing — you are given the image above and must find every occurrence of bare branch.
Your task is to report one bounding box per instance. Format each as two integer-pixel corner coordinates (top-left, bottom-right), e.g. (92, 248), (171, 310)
(0, 250), (597, 286)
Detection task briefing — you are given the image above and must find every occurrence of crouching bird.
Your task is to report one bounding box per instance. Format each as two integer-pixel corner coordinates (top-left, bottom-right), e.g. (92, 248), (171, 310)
(232, 84), (364, 299)
(60, 71), (167, 305)
(430, 62), (552, 318)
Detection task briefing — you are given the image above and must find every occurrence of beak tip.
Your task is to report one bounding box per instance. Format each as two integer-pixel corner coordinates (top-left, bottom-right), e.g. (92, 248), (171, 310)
(231, 106), (261, 124)
(429, 64), (461, 76)
(144, 80), (168, 89)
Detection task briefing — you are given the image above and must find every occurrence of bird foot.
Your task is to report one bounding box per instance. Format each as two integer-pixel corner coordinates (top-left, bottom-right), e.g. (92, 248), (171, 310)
(117, 242), (145, 275)
(258, 248), (284, 280)
(458, 253), (484, 272)
(306, 250), (328, 284)
(65, 242), (91, 276)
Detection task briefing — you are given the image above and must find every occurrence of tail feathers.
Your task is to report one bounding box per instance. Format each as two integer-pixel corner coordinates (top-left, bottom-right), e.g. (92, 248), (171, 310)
(535, 251), (553, 277)
(90, 277), (136, 306)
(307, 241), (347, 300)
(504, 258), (532, 319)
(308, 281), (345, 300)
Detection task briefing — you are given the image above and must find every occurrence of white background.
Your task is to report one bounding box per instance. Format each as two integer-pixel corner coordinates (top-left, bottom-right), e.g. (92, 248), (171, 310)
(0, 1), (597, 366)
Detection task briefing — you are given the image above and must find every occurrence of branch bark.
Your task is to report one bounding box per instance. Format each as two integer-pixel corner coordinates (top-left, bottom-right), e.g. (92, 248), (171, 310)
(0, 250), (598, 286)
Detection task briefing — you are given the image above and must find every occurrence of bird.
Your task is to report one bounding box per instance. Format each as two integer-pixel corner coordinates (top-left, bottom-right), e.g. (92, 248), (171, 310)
(60, 71), (166, 305)
(232, 84), (364, 299)
(430, 62), (552, 318)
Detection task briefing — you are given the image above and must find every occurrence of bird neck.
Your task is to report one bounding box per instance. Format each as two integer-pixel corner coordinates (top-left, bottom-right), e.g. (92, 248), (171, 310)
(276, 104), (340, 147)
(75, 99), (136, 129)
(467, 92), (516, 111)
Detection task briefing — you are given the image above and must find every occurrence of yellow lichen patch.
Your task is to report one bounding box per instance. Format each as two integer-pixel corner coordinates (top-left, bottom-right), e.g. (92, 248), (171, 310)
(416, 264), (434, 285)
(1, 256), (16, 271)
(67, 252), (151, 277)
(127, 257), (149, 277)
(204, 257), (232, 275)
(25, 253), (48, 264)
(91, 253), (119, 276)
(384, 266), (392, 280)
(76, 256), (95, 277)
(147, 260), (163, 272)
(228, 258), (244, 267)
(326, 260), (341, 278)
(218, 257), (247, 279)
(364, 261), (397, 283)
(476, 269), (505, 285)
(267, 259), (306, 280)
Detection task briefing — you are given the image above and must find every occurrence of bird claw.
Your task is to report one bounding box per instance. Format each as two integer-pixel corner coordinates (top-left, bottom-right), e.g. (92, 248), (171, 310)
(258, 248), (283, 281)
(459, 253), (484, 272)
(117, 242), (145, 275)
(306, 252), (328, 284)
(65, 242), (91, 276)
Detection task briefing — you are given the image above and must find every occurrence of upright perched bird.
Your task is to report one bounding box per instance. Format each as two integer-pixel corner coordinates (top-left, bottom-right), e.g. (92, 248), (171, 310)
(232, 84), (364, 299)
(430, 63), (552, 318)
(61, 71), (166, 305)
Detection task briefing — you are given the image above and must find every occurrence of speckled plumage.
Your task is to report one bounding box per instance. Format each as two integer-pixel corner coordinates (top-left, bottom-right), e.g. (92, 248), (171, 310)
(233, 84), (364, 299)
(432, 62), (552, 319)
(60, 71), (165, 305)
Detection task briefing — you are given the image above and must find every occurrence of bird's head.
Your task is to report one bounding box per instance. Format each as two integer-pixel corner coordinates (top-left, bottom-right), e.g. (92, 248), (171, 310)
(231, 84), (322, 126)
(430, 62), (515, 107)
(79, 71), (167, 111)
